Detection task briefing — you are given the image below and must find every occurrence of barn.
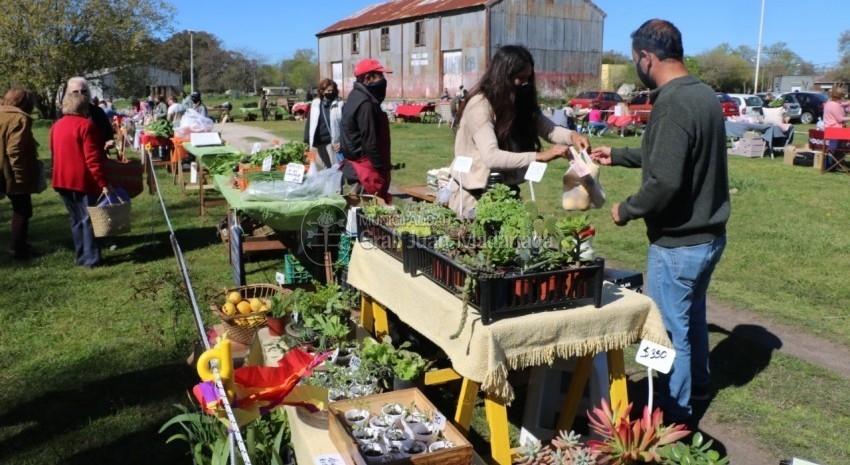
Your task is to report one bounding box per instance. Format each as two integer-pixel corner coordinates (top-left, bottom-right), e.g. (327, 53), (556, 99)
(316, 0), (606, 101)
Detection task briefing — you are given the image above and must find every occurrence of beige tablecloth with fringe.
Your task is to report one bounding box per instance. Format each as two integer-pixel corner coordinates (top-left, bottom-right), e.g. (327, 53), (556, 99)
(346, 241), (671, 403)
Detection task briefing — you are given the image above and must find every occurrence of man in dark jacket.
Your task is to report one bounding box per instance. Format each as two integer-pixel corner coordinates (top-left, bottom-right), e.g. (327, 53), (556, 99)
(340, 58), (393, 203)
(590, 19), (730, 430)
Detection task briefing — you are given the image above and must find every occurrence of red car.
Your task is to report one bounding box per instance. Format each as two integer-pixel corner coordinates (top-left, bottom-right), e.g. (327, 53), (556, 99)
(716, 93), (740, 118)
(627, 91), (653, 124)
(570, 91), (624, 111)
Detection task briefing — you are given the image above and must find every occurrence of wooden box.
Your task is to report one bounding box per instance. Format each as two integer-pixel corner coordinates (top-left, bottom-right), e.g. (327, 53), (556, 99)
(328, 388), (473, 465)
(729, 138), (765, 158)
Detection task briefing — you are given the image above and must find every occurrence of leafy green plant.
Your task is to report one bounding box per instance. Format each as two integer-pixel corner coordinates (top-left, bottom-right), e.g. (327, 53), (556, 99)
(244, 141), (308, 166)
(146, 119), (174, 138)
(358, 335), (430, 382)
(657, 433), (730, 465)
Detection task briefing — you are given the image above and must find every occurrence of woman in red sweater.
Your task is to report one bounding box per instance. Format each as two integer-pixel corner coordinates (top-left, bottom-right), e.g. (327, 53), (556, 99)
(50, 92), (113, 268)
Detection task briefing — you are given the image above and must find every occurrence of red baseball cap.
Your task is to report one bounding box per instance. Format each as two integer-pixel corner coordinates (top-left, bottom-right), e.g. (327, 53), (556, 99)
(354, 58), (393, 77)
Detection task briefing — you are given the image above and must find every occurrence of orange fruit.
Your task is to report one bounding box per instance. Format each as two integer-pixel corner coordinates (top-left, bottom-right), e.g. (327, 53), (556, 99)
(236, 301), (252, 315)
(222, 302), (237, 316)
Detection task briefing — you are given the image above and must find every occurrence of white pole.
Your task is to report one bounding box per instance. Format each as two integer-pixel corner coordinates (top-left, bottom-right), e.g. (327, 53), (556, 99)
(754, 0), (766, 93)
(190, 31), (195, 93)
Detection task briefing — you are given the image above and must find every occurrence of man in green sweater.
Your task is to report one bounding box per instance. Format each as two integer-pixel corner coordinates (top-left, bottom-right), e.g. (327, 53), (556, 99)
(591, 19), (730, 429)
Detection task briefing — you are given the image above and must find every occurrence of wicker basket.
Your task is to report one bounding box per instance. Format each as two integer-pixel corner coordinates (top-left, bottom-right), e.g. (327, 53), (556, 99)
(209, 284), (291, 344)
(87, 198), (131, 238)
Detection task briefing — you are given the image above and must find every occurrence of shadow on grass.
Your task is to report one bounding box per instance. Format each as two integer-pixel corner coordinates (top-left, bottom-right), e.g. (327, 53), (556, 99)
(0, 360), (196, 463)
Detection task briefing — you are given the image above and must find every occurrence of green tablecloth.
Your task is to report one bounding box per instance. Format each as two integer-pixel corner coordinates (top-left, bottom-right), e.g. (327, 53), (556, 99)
(213, 174), (347, 231)
(183, 143), (243, 168)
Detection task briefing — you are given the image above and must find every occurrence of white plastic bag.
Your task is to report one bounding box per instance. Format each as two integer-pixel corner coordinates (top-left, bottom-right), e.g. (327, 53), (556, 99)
(241, 163), (343, 201)
(562, 148), (606, 211)
(175, 108), (214, 137)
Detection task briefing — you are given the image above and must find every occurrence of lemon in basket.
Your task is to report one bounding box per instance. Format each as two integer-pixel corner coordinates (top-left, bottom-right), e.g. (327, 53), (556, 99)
(236, 301), (252, 315)
(249, 298), (264, 312)
(222, 302), (237, 316)
(227, 291), (243, 304)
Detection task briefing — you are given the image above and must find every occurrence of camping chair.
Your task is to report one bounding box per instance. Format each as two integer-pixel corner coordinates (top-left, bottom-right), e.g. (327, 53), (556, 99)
(822, 127), (850, 175)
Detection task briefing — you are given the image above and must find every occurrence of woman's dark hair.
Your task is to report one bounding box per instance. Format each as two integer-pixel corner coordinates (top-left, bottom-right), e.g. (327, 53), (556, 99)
(3, 87), (35, 114)
(631, 19), (683, 61)
(457, 44), (541, 152)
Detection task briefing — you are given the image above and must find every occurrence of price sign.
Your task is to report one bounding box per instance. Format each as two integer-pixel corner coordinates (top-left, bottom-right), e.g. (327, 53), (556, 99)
(432, 411), (447, 431)
(314, 454), (347, 465)
(524, 161), (547, 182)
(261, 155), (273, 172)
(331, 348), (340, 362)
(190, 162), (198, 184)
(452, 156), (473, 174)
(349, 355), (362, 369)
(284, 163), (306, 183)
(275, 271), (286, 286)
(635, 339), (675, 374)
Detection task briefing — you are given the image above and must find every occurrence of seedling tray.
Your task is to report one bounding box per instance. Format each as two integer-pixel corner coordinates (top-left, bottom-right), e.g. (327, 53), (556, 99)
(409, 241), (604, 324)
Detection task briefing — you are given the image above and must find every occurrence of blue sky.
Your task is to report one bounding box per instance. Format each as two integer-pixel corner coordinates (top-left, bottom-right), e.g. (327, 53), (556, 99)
(171, 0), (844, 67)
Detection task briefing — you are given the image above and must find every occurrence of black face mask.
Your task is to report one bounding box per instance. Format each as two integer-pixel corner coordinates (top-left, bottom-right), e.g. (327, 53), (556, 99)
(323, 92), (338, 105)
(636, 58), (656, 89)
(364, 79), (387, 103)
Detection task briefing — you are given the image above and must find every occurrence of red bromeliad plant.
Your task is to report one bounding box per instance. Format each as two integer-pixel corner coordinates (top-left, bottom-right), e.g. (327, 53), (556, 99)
(586, 399), (691, 465)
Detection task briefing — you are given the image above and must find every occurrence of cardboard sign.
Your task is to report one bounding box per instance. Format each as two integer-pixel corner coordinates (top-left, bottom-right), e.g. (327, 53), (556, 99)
(635, 339), (675, 374)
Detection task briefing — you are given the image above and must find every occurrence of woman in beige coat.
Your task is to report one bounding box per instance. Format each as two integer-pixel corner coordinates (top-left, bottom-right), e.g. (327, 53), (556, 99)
(0, 87), (40, 260)
(448, 45), (589, 216)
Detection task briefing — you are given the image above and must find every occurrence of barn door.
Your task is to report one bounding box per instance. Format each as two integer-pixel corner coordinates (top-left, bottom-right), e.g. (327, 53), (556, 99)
(442, 50), (462, 95)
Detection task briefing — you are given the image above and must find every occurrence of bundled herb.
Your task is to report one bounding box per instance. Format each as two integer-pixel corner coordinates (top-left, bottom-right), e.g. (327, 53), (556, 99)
(245, 141), (308, 167)
(145, 119), (174, 138)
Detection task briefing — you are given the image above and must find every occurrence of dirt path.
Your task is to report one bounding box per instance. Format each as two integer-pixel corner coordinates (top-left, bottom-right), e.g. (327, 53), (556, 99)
(218, 123), (850, 464)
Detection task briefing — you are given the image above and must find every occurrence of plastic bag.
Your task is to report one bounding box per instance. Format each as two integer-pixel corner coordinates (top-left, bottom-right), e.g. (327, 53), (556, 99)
(562, 148), (606, 211)
(240, 163), (343, 201)
(97, 187), (130, 206)
(175, 108), (214, 137)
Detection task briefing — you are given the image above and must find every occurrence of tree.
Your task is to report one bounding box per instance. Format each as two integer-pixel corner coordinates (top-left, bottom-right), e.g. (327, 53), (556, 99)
(602, 50), (631, 65)
(834, 30), (850, 83)
(696, 44), (753, 92)
(0, 0), (173, 118)
(280, 49), (318, 91)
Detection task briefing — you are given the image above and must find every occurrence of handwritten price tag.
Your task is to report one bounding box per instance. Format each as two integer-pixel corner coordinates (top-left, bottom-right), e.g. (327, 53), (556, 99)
(635, 339), (675, 374)
(275, 271), (286, 286)
(284, 163), (306, 183)
(314, 453), (347, 465)
(432, 411), (447, 431)
(262, 155), (273, 171)
(452, 156), (473, 174)
(349, 355), (362, 369)
(524, 161), (547, 182)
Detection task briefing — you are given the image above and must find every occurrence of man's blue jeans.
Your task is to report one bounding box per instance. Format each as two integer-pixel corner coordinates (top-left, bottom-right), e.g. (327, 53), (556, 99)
(646, 235), (726, 423)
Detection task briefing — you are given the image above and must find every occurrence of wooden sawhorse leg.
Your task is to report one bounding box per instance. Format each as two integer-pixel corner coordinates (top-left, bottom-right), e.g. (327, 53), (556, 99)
(359, 294), (389, 340)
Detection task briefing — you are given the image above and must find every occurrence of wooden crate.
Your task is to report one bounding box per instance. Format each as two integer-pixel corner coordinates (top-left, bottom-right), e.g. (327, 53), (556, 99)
(328, 388), (473, 465)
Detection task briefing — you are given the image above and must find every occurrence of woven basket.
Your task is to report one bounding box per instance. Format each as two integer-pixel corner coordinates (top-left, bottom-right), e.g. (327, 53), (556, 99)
(209, 284), (291, 344)
(87, 199), (131, 238)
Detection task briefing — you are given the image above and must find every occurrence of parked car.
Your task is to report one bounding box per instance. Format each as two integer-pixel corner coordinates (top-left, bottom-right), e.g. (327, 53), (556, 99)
(778, 91), (828, 124)
(758, 92), (802, 121)
(627, 91), (652, 124)
(727, 93), (764, 117)
(715, 93), (740, 118)
(569, 91), (624, 111)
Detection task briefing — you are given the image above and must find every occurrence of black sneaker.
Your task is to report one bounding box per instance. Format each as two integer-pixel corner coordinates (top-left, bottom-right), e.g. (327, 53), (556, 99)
(691, 385), (712, 402)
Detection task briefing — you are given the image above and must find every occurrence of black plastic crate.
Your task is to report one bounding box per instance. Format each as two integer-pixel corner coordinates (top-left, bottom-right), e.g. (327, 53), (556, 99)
(355, 209), (404, 262)
(410, 240), (604, 324)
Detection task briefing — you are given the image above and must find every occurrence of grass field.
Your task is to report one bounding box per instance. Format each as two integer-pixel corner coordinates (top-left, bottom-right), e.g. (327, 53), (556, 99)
(0, 118), (847, 464)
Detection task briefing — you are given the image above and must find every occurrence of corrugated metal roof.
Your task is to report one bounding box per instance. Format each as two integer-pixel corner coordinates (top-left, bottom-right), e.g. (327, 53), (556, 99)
(317, 0), (490, 36)
(318, 0), (606, 36)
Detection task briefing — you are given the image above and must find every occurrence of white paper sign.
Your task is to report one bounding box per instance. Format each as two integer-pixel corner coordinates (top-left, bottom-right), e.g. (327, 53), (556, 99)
(452, 156), (473, 174)
(349, 355), (362, 369)
(190, 162), (198, 184)
(518, 427), (540, 447)
(432, 411), (447, 431)
(262, 155), (273, 172)
(313, 453), (347, 465)
(524, 161), (547, 182)
(635, 339), (675, 374)
(275, 271), (286, 286)
(284, 163), (306, 183)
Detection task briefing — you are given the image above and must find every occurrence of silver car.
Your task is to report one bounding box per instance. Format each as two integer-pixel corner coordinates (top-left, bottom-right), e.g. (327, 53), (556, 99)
(757, 92), (801, 120)
(727, 93), (764, 116)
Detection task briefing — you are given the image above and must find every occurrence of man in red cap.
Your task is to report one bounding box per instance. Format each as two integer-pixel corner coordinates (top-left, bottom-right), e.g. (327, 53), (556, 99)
(340, 58), (393, 203)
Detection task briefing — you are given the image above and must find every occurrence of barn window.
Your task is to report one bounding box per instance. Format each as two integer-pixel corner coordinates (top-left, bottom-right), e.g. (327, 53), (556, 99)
(380, 27), (390, 51)
(351, 32), (360, 54)
(414, 21), (425, 46)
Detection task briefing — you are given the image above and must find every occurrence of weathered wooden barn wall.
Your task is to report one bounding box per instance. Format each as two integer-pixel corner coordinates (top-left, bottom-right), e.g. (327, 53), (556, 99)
(489, 0), (604, 97)
(317, 0), (605, 100)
